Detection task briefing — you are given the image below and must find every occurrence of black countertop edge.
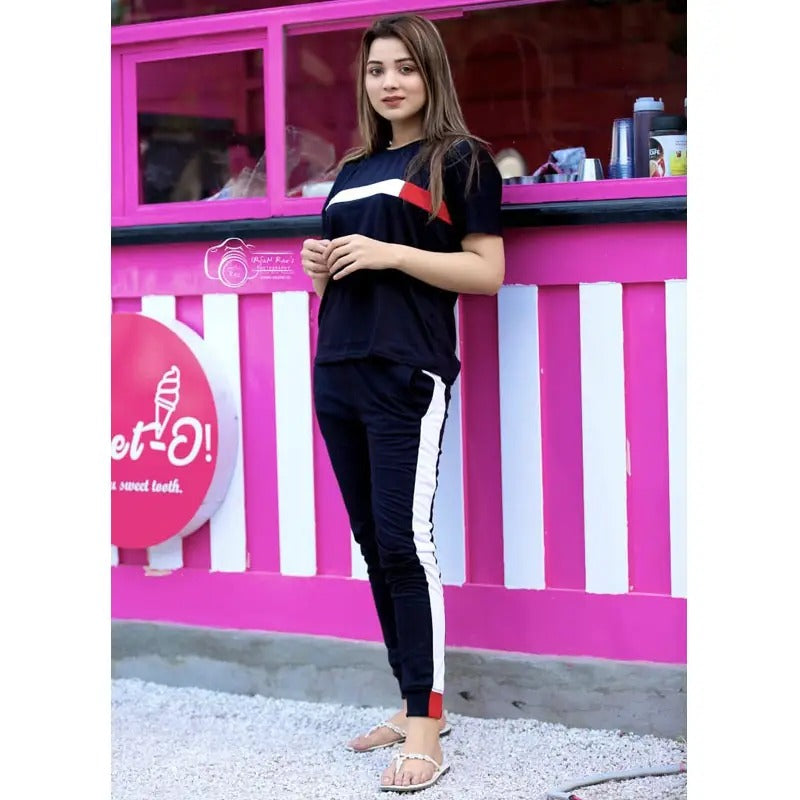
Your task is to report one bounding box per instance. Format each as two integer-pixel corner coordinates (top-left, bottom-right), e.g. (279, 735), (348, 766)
(112, 195), (686, 246)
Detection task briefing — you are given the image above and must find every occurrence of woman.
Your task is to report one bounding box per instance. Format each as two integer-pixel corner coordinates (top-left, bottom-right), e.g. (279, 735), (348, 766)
(301, 13), (504, 793)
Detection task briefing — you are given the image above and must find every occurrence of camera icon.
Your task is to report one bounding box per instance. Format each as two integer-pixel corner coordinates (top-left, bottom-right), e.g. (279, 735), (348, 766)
(204, 238), (296, 289)
(203, 238), (255, 289)
(204, 237), (258, 288)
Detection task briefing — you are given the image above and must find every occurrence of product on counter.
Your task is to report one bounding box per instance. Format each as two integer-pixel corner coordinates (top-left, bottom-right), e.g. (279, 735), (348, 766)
(608, 118), (634, 179)
(649, 114), (687, 177)
(494, 148), (528, 180)
(532, 146), (586, 182)
(633, 97), (665, 178)
(577, 158), (604, 181)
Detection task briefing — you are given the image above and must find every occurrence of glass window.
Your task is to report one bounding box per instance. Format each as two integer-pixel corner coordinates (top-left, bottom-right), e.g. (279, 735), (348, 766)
(284, 25), (363, 197)
(136, 49), (265, 204)
(113, 0), (323, 26)
(284, 0), (687, 192)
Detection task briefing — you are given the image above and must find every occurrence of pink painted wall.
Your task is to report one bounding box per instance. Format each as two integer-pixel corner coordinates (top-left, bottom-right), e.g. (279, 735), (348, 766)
(111, 222), (687, 665)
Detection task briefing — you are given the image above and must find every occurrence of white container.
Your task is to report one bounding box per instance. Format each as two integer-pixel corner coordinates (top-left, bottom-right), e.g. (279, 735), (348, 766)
(301, 180), (335, 197)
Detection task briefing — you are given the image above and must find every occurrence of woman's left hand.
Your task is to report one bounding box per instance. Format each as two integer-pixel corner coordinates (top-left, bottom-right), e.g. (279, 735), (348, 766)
(323, 235), (398, 280)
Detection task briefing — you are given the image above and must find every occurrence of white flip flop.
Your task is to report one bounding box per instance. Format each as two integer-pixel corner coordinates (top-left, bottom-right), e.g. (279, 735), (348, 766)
(379, 752), (451, 792)
(346, 721), (452, 753)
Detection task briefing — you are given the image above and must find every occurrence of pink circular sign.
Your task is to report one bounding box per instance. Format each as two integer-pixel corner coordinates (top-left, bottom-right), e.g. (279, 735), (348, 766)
(111, 313), (239, 549)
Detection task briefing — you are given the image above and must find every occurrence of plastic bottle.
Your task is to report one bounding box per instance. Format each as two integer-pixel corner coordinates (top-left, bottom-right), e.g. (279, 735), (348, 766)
(633, 97), (664, 178)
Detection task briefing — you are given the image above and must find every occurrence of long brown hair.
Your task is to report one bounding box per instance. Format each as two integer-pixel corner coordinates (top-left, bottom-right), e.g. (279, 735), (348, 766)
(340, 14), (490, 222)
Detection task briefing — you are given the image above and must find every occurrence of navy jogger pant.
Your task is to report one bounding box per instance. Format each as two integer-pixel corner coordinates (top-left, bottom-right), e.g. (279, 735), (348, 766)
(313, 356), (451, 719)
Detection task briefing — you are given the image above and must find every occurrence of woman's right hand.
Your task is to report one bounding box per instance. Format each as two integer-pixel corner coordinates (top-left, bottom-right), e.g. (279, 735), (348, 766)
(301, 238), (332, 278)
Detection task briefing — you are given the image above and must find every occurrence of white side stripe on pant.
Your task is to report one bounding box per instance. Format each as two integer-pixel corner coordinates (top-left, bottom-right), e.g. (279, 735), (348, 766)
(411, 369), (448, 696)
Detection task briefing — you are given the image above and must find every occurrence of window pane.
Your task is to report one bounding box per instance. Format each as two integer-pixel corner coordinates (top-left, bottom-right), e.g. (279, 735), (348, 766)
(284, 0), (687, 191)
(285, 26), (363, 197)
(137, 50), (265, 204)
(113, 0), (323, 26)
(445, 0), (686, 176)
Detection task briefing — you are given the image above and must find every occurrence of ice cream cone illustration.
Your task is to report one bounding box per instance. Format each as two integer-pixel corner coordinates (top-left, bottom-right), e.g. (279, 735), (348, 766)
(154, 365), (181, 439)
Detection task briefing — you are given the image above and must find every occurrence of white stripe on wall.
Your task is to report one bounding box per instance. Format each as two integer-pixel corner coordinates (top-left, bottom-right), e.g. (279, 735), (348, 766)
(665, 280), (687, 598)
(351, 528), (368, 580)
(579, 283), (629, 595)
(498, 285), (545, 590)
(141, 295), (184, 570)
(434, 304), (466, 586)
(273, 292), (317, 576)
(412, 371), (449, 694)
(202, 293), (247, 573)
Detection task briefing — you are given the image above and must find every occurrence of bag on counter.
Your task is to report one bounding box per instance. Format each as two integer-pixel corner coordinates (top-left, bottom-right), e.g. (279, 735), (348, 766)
(532, 147), (586, 182)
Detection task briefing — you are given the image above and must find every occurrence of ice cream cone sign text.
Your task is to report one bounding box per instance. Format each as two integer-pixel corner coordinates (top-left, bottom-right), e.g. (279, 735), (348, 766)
(111, 313), (239, 549)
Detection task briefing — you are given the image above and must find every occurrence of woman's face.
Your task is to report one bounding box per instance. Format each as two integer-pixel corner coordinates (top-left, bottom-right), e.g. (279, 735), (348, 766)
(365, 36), (427, 128)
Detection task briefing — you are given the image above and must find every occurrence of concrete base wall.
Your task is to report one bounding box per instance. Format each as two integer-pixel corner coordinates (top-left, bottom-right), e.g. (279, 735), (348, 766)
(111, 621), (686, 739)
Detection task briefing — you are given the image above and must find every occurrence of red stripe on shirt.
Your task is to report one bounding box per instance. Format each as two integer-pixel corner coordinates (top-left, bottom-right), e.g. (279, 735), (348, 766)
(398, 182), (452, 225)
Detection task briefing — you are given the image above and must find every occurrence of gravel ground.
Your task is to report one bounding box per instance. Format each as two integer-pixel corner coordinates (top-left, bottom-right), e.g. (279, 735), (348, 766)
(575, 774), (686, 800)
(112, 678), (686, 800)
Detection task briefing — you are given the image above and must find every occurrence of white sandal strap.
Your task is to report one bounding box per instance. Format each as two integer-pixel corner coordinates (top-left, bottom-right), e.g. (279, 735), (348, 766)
(369, 721), (407, 738)
(392, 752), (442, 775)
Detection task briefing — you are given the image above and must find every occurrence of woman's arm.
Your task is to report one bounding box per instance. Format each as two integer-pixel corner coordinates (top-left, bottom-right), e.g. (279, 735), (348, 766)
(324, 233), (505, 296)
(311, 274), (330, 299)
(392, 233), (504, 295)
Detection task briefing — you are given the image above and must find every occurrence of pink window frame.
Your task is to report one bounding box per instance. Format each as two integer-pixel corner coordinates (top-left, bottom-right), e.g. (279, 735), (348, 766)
(116, 30), (270, 226)
(111, 0), (686, 228)
(112, 51), (124, 220)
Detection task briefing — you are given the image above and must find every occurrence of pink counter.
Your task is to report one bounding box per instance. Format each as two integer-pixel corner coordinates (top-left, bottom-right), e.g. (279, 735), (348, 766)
(111, 217), (686, 665)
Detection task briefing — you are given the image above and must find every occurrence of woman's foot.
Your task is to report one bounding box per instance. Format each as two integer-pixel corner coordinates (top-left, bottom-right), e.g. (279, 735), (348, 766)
(380, 716), (444, 789)
(347, 703), (448, 752)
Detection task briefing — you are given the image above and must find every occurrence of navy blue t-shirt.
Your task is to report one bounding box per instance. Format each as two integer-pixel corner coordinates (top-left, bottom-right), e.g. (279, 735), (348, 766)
(315, 139), (502, 385)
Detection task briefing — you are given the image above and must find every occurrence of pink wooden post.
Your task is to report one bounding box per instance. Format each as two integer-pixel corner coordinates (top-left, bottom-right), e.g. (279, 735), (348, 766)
(459, 295), (505, 586)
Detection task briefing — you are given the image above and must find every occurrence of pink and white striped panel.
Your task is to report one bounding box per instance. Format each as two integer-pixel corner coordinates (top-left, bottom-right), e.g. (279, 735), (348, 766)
(111, 291), (348, 578)
(495, 281), (687, 598)
(112, 281), (686, 603)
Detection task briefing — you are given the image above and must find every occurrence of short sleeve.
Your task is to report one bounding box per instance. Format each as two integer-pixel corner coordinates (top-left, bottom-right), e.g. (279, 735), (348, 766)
(443, 141), (503, 240)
